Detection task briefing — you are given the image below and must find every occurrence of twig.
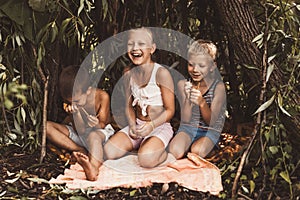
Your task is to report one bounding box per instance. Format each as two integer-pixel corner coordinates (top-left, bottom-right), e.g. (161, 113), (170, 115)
(40, 76), (49, 163)
(81, 106), (100, 118)
(258, 3), (269, 199)
(231, 125), (258, 199)
(33, 44), (49, 164)
(81, 106), (90, 117)
(232, 3), (269, 199)
(238, 192), (253, 200)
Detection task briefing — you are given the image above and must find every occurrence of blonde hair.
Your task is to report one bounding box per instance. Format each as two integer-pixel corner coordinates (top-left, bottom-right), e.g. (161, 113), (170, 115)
(188, 39), (217, 61)
(128, 27), (154, 44)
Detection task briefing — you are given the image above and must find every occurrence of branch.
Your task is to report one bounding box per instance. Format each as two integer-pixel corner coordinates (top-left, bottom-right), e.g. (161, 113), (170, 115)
(40, 75), (49, 163)
(258, 4), (269, 198)
(231, 123), (259, 198)
(232, 3), (270, 199)
(32, 44), (49, 163)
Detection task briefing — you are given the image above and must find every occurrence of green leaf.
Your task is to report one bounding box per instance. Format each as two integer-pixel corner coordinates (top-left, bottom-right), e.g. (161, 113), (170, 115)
(0, 63), (6, 70)
(102, 0), (108, 20)
(252, 169), (259, 179)
(14, 118), (21, 131)
(130, 189), (137, 196)
(249, 180), (255, 194)
(279, 171), (291, 184)
(277, 94), (292, 117)
(78, 0), (85, 16)
(15, 93), (27, 103)
(253, 94), (275, 115)
(242, 64), (260, 70)
(240, 175), (247, 180)
(266, 63), (274, 83)
(268, 54), (276, 63)
(0, 191), (6, 197)
(50, 22), (58, 43)
(269, 146), (278, 154)
(15, 35), (22, 46)
(252, 33), (264, 43)
(21, 107), (26, 123)
(4, 99), (14, 109)
(16, 107), (21, 124)
(241, 185), (249, 193)
(264, 130), (270, 142)
(61, 18), (72, 34)
(5, 176), (20, 184)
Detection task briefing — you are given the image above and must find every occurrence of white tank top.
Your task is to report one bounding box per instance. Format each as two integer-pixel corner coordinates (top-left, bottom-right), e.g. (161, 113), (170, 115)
(130, 63), (164, 116)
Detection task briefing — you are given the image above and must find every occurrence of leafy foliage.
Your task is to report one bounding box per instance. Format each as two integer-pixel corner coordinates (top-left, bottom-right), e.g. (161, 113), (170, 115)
(0, 0), (299, 199)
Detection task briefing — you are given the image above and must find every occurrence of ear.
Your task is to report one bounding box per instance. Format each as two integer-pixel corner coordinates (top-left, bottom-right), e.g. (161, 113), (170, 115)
(86, 87), (92, 95)
(151, 43), (156, 54)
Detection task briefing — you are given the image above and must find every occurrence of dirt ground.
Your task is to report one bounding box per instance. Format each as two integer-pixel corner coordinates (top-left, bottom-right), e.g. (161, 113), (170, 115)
(0, 145), (222, 199)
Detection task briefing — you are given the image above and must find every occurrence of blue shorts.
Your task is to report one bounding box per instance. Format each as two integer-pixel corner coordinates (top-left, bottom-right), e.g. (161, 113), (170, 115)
(177, 124), (220, 145)
(66, 124), (115, 149)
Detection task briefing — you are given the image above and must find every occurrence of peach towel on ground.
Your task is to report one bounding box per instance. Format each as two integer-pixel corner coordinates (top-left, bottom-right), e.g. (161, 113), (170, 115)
(49, 153), (223, 195)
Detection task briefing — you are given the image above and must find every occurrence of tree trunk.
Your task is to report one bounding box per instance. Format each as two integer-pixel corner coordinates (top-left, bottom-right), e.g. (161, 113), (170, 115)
(214, 0), (300, 129)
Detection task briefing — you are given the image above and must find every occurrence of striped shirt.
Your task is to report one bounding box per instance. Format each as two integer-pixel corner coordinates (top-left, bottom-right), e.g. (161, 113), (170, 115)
(189, 80), (225, 132)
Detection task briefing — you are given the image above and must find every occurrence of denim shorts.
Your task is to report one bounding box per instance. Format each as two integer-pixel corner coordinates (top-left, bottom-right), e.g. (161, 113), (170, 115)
(177, 124), (220, 145)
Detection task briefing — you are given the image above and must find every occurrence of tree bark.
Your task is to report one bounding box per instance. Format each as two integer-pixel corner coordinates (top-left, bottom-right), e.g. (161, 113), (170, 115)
(214, 0), (261, 84)
(214, 0), (300, 128)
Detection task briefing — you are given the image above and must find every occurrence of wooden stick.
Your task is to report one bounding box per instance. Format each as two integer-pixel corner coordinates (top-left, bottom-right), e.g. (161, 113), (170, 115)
(80, 107), (100, 118)
(80, 107), (90, 117)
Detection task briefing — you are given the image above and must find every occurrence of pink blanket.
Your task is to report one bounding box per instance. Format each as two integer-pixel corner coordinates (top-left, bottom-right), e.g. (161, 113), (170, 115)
(49, 153), (223, 195)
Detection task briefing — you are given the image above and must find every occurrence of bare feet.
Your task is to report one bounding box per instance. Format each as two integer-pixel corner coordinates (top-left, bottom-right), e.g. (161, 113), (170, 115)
(73, 152), (99, 181)
(70, 148), (87, 164)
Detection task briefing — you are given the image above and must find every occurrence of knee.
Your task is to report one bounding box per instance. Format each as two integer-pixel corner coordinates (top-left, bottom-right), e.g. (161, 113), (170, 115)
(104, 142), (119, 160)
(138, 147), (165, 168)
(87, 131), (104, 144)
(138, 154), (158, 168)
(190, 145), (209, 158)
(168, 143), (185, 159)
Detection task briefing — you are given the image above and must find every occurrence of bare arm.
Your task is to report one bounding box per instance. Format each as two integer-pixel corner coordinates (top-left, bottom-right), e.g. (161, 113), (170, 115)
(152, 67), (175, 127)
(177, 80), (193, 123)
(70, 106), (87, 135)
(123, 72), (137, 132)
(94, 90), (110, 129)
(207, 83), (226, 125)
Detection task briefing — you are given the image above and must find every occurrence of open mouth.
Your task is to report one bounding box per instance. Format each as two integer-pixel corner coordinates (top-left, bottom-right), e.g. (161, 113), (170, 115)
(191, 74), (201, 78)
(130, 52), (143, 58)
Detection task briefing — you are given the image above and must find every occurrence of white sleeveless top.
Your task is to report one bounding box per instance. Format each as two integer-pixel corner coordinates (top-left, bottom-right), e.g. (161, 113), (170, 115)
(130, 63), (164, 116)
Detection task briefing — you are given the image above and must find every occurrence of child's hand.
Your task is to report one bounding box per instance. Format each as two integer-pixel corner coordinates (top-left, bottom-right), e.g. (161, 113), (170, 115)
(129, 125), (139, 139)
(135, 122), (153, 138)
(184, 81), (192, 99)
(63, 103), (79, 113)
(189, 88), (203, 105)
(86, 115), (99, 127)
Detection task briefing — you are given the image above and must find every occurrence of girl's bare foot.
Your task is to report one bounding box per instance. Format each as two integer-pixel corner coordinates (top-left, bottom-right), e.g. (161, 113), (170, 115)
(73, 152), (99, 181)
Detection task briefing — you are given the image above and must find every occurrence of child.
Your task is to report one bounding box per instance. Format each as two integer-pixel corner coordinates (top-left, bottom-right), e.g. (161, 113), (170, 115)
(46, 65), (114, 181)
(104, 27), (175, 168)
(168, 40), (226, 159)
